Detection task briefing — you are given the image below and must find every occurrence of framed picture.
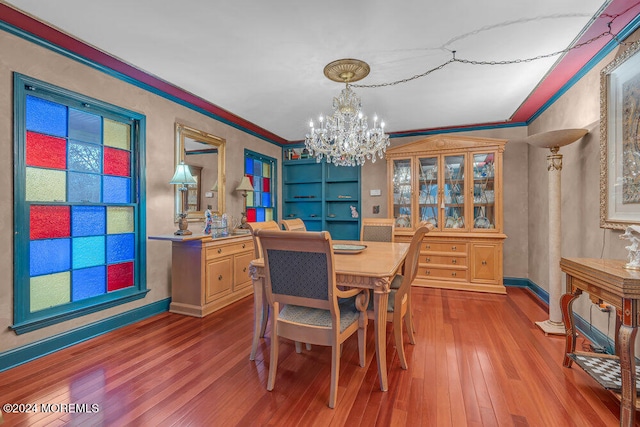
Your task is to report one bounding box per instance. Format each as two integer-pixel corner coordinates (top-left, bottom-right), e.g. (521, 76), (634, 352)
(600, 39), (640, 229)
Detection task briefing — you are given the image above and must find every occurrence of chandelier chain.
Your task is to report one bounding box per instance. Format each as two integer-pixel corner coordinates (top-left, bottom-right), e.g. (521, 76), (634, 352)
(352, 10), (636, 89)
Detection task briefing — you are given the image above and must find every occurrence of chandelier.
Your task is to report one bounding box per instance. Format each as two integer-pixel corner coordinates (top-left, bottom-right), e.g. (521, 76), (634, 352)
(305, 59), (389, 167)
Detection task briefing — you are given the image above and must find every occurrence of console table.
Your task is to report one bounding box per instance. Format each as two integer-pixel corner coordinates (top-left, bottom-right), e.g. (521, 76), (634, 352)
(560, 257), (640, 427)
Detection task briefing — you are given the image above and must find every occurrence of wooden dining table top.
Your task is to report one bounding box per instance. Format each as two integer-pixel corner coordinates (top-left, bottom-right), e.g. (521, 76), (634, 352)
(250, 240), (409, 280)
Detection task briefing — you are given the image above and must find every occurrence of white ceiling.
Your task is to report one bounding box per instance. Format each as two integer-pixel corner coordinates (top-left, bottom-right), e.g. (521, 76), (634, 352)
(5, 0), (615, 141)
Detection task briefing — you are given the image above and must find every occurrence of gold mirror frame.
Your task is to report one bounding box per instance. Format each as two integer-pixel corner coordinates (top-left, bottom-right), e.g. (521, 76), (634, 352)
(600, 39), (640, 229)
(175, 123), (225, 222)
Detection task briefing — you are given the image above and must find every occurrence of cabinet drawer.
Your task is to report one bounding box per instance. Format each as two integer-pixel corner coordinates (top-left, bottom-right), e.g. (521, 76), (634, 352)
(418, 266), (468, 281)
(421, 241), (467, 253)
(422, 254), (467, 267)
(205, 257), (233, 302)
(234, 251), (254, 290)
(206, 241), (253, 260)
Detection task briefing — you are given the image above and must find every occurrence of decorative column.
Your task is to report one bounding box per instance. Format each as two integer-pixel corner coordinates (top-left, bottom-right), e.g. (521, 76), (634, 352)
(526, 129), (588, 335)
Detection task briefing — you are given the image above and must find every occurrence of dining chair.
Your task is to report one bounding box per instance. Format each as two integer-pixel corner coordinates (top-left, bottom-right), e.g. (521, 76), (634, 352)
(280, 218), (306, 231)
(256, 229), (369, 408)
(369, 221), (432, 369)
(360, 218), (395, 243)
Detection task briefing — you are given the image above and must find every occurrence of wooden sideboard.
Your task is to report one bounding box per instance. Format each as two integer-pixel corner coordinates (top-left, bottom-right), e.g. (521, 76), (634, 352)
(149, 233), (254, 317)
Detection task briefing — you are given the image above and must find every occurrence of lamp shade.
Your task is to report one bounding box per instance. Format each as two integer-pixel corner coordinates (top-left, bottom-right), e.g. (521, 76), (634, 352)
(235, 176), (254, 192)
(170, 162), (197, 185)
(211, 180), (218, 192)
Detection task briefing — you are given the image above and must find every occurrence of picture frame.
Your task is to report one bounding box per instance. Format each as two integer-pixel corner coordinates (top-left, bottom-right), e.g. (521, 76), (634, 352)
(600, 39), (640, 229)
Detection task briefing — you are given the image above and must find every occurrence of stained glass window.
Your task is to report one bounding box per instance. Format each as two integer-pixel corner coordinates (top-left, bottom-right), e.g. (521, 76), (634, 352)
(244, 150), (276, 223)
(13, 74), (147, 334)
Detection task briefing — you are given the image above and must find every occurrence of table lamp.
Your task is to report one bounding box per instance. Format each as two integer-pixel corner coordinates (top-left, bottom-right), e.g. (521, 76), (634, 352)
(235, 176), (254, 229)
(170, 162), (197, 235)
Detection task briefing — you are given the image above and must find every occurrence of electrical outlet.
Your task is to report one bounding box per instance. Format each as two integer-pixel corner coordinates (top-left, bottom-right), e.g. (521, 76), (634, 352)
(598, 303), (611, 312)
(373, 205), (380, 214)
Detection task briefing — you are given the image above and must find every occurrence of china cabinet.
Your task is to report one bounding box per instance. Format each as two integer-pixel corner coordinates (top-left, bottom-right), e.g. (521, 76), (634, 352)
(282, 151), (361, 240)
(386, 135), (507, 294)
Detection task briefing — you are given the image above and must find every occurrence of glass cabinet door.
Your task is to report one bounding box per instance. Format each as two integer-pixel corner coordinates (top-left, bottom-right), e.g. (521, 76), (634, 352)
(472, 152), (496, 229)
(392, 158), (412, 228)
(418, 156), (439, 228)
(443, 154), (465, 229)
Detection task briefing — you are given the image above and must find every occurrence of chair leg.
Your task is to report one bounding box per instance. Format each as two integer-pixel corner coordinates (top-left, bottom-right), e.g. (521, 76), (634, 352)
(267, 308), (279, 391)
(251, 280), (269, 361)
(405, 307), (416, 345)
(358, 312), (367, 367)
(329, 342), (340, 408)
(394, 313), (408, 370)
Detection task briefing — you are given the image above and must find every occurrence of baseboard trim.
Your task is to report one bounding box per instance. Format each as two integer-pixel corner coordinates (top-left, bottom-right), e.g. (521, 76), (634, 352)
(0, 298), (170, 372)
(504, 277), (613, 353)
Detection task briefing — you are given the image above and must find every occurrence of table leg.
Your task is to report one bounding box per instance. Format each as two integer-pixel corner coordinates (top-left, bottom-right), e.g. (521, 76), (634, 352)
(619, 299), (638, 427)
(560, 288), (582, 367)
(249, 268), (268, 361)
(373, 286), (389, 392)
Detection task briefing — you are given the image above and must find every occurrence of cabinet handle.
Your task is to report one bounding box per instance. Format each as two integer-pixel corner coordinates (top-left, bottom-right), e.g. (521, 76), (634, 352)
(426, 257), (431, 262)
(482, 260), (487, 265)
(243, 267), (247, 272)
(425, 244), (431, 249)
(242, 243), (246, 248)
(218, 275), (223, 280)
(218, 248), (222, 254)
(452, 259), (457, 264)
(426, 270), (431, 275)
(452, 272), (457, 277)
(452, 246), (457, 251)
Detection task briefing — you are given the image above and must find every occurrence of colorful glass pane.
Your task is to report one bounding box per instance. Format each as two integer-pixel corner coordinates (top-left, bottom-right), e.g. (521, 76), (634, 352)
(107, 262), (134, 291)
(30, 205), (70, 240)
(103, 176), (131, 204)
(26, 132), (67, 169)
(246, 192), (254, 206)
(107, 233), (135, 263)
(256, 208), (265, 222)
(245, 157), (254, 175)
(26, 167), (66, 202)
(107, 207), (134, 234)
(263, 163), (270, 178)
(253, 177), (261, 192)
(30, 272), (71, 312)
(72, 266), (106, 301)
(246, 208), (256, 223)
(103, 119), (130, 150)
(72, 236), (105, 269)
(30, 238), (71, 276)
(68, 172), (101, 203)
(265, 208), (273, 221)
(26, 95), (67, 137)
(68, 108), (101, 144)
(263, 177), (270, 193)
(103, 147), (130, 177)
(254, 192), (262, 206)
(253, 160), (261, 176)
(72, 206), (106, 236)
(68, 140), (101, 173)
(262, 192), (271, 207)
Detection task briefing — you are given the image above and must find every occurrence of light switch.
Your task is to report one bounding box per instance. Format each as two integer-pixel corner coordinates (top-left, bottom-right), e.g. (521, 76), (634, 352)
(370, 189), (381, 196)
(205, 192), (213, 198)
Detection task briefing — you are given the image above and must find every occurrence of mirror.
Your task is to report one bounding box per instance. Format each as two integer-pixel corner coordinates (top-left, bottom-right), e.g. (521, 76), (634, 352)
(175, 123), (225, 222)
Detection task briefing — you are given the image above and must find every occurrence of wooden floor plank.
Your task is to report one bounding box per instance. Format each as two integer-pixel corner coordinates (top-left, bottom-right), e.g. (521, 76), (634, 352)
(0, 288), (636, 426)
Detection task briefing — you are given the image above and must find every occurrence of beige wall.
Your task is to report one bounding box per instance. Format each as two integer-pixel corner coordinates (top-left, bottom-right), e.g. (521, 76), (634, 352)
(527, 30), (640, 340)
(0, 30), (281, 353)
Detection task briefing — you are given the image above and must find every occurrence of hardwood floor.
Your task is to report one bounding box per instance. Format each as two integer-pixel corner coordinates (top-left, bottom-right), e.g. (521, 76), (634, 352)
(0, 287), (634, 426)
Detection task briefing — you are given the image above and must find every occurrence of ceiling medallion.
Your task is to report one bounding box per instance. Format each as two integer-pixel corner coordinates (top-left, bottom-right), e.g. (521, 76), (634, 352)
(305, 59), (389, 167)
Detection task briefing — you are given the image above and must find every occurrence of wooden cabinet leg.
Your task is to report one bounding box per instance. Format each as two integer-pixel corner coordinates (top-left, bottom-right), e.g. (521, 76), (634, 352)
(561, 288), (582, 367)
(619, 321), (638, 426)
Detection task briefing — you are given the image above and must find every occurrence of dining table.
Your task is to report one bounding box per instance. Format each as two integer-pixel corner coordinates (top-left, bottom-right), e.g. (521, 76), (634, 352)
(248, 239), (410, 392)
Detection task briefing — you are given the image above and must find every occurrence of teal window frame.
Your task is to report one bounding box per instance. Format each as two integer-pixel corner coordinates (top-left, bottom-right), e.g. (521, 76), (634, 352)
(244, 149), (277, 222)
(12, 73), (148, 334)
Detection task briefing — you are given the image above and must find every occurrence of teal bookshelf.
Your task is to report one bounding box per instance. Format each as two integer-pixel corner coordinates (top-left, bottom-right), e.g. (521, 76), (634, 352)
(282, 153), (361, 240)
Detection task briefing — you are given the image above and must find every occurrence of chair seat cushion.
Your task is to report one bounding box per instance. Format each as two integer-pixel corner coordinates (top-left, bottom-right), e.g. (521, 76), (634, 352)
(280, 298), (360, 333)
